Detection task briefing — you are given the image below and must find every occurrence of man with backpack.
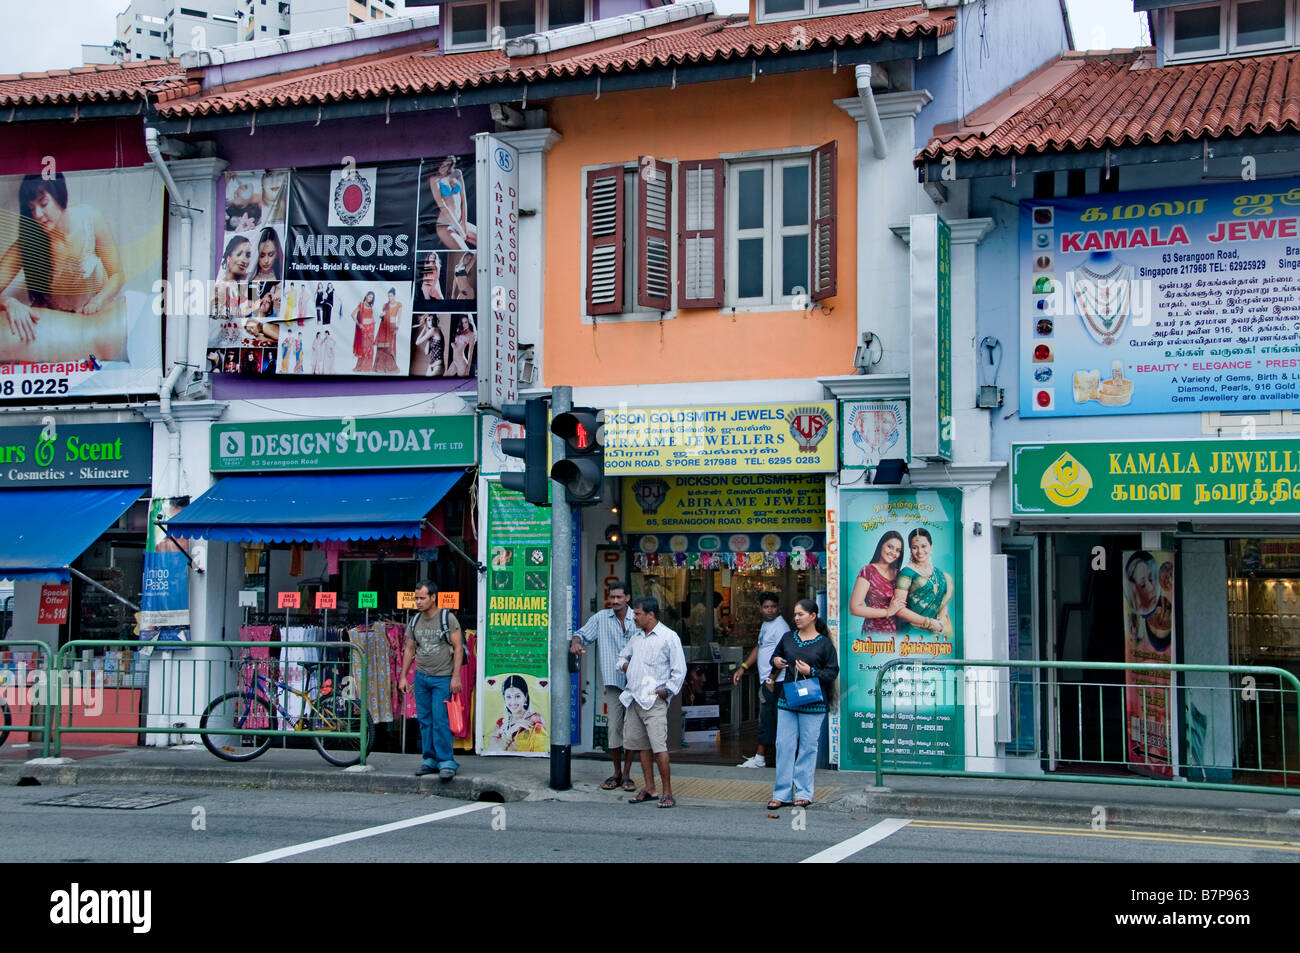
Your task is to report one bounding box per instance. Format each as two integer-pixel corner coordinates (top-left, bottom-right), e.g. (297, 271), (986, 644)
(398, 581), (463, 780)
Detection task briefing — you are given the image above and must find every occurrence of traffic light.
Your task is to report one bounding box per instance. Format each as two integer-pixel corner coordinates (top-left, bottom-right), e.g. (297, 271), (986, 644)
(551, 407), (603, 505)
(500, 398), (549, 506)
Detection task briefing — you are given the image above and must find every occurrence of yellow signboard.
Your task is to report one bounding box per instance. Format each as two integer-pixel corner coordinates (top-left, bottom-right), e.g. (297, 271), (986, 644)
(602, 402), (836, 474)
(623, 474), (826, 533)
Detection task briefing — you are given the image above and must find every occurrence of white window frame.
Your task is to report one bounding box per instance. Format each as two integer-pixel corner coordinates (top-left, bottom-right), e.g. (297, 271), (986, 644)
(545, 0), (591, 30)
(1202, 409), (1300, 434)
(725, 155), (811, 309)
(447, 0), (588, 51)
(1229, 0), (1293, 52)
(446, 1), (494, 50)
(756, 0), (910, 26)
(578, 162), (679, 324)
(1164, 0), (1297, 62)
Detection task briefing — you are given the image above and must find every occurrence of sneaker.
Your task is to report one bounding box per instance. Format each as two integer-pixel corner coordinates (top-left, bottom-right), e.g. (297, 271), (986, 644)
(737, 755), (766, 768)
(439, 768), (456, 781)
(415, 764), (437, 777)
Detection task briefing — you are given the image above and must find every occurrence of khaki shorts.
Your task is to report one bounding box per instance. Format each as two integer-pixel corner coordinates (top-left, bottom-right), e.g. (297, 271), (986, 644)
(622, 697), (669, 754)
(604, 686), (627, 750)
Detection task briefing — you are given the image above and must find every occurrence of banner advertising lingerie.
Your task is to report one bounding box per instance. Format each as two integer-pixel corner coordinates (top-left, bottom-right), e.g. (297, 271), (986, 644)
(0, 167), (163, 397)
(208, 157), (476, 381)
(838, 487), (964, 772)
(481, 481), (551, 756)
(1021, 177), (1300, 418)
(1122, 549), (1176, 779)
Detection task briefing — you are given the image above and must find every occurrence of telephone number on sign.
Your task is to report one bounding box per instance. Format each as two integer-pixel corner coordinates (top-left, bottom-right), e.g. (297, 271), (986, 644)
(1, 378), (70, 397)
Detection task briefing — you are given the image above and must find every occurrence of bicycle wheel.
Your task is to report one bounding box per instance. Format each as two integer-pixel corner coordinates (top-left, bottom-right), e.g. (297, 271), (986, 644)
(0, 699), (10, 748)
(310, 696), (374, 767)
(200, 691), (274, 762)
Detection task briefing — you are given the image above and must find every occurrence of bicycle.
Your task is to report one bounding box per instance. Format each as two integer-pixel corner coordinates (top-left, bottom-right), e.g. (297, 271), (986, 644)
(200, 662), (374, 767)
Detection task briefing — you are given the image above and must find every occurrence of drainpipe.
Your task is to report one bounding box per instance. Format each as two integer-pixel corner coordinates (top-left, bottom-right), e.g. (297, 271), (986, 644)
(146, 128), (192, 498)
(855, 64), (888, 160)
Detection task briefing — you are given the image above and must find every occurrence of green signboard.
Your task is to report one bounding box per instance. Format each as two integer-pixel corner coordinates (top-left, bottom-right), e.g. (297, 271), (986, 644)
(937, 218), (952, 462)
(357, 591), (378, 609)
(1013, 438), (1300, 517)
(909, 215), (952, 461)
(482, 481), (552, 756)
(211, 415), (476, 472)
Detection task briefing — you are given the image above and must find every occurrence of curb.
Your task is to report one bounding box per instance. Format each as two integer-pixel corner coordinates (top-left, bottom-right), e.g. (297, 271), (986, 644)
(826, 789), (1300, 836)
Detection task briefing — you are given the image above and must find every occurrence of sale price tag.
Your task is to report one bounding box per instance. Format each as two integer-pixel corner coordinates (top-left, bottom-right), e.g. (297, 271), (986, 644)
(396, 591), (416, 610)
(315, 591), (337, 609)
(358, 591), (378, 609)
(277, 591), (301, 609)
(438, 592), (460, 609)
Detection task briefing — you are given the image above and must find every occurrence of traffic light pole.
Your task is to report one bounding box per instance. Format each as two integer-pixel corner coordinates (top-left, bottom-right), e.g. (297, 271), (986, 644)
(549, 385), (573, 790)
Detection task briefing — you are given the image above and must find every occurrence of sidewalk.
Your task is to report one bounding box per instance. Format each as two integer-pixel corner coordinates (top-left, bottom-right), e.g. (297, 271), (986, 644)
(5, 742), (1300, 836)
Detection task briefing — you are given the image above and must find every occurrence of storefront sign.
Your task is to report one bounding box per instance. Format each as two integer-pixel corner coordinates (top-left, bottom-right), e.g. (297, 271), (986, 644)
(841, 400), (908, 470)
(140, 497), (190, 632)
(622, 474), (824, 533)
(37, 584), (70, 625)
(838, 487), (964, 772)
(475, 134), (519, 412)
(211, 415), (475, 472)
(602, 402), (836, 474)
(0, 168), (163, 397)
(1122, 549), (1176, 779)
(910, 215), (952, 461)
(209, 157), (477, 383)
(483, 481), (551, 757)
(1021, 177), (1300, 417)
(1013, 438), (1300, 517)
(0, 423), (151, 488)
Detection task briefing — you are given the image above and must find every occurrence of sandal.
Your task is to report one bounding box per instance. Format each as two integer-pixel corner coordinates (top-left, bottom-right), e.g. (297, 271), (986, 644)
(600, 775), (622, 791)
(767, 800), (791, 810)
(622, 777), (637, 792)
(658, 794), (677, 809)
(628, 789), (659, 804)
(794, 799), (812, 807)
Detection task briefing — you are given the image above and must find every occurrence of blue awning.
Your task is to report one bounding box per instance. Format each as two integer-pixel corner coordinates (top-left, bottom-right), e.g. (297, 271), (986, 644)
(166, 470), (465, 543)
(0, 486), (146, 583)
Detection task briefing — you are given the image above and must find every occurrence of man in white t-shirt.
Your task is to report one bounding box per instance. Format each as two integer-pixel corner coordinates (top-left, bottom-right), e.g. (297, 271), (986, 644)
(732, 592), (790, 768)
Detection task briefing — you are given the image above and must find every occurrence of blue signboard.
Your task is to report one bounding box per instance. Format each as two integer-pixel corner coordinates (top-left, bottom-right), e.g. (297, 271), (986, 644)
(1020, 178), (1300, 417)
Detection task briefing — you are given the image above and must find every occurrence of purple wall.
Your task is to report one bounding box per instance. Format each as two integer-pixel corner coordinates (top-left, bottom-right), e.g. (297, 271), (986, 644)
(214, 375), (476, 399)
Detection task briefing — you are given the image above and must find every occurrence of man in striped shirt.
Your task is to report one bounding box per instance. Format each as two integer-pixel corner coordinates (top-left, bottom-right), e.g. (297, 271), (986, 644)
(570, 581), (638, 792)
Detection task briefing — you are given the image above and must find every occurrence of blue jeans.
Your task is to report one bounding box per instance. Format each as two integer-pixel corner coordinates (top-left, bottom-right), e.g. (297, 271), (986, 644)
(413, 672), (459, 771)
(773, 707), (825, 803)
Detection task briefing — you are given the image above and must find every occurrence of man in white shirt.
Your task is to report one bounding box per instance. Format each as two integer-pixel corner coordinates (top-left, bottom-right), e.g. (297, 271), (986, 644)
(618, 595), (686, 809)
(732, 591), (790, 768)
(569, 581), (638, 792)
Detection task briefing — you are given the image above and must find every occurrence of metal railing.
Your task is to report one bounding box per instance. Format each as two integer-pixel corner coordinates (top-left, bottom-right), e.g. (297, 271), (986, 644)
(0, 640), (55, 758)
(870, 658), (1300, 795)
(48, 640), (370, 765)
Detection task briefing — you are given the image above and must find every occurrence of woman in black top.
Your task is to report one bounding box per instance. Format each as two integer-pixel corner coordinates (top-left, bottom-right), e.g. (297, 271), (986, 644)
(767, 598), (838, 810)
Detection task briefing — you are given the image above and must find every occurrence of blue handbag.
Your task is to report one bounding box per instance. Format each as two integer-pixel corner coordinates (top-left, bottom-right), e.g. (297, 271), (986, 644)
(783, 673), (824, 709)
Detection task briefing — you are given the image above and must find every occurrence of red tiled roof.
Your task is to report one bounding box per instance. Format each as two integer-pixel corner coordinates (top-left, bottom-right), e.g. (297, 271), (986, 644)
(0, 60), (188, 107)
(918, 48), (1300, 163)
(158, 6), (953, 117)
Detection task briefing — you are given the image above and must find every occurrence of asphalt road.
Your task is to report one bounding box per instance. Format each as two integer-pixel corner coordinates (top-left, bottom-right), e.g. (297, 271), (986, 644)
(2, 785), (1298, 864)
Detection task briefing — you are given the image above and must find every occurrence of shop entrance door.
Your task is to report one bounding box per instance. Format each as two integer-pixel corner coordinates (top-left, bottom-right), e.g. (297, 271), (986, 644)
(630, 562), (824, 763)
(1046, 533), (1141, 774)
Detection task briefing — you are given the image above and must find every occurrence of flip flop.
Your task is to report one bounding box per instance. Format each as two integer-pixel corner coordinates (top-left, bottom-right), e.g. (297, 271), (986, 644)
(766, 800), (791, 810)
(794, 799), (812, 808)
(600, 775), (622, 790)
(622, 777), (637, 792)
(658, 794), (677, 809)
(628, 790), (659, 804)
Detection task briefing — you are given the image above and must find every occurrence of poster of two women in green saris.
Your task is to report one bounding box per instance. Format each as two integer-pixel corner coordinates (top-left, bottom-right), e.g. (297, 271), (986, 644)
(839, 488), (963, 771)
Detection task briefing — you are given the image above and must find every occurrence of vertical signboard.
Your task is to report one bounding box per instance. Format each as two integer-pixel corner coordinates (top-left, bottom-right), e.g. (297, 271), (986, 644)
(1122, 549), (1176, 778)
(909, 214), (952, 461)
(475, 134), (520, 412)
(838, 487), (963, 771)
(140, 497), (191, 640)
(483, 481), (550, 755)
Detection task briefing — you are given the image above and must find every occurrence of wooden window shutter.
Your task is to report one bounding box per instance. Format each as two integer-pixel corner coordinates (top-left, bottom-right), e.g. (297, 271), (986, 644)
(810, 140), (837, 302)
(677, 159), (724, 308)
(636, 158), (673, 311)
(586, 165), (625, 315)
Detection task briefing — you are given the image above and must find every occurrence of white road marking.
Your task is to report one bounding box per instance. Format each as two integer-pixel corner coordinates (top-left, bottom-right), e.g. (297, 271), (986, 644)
(800, 817), (913, 863)
(229, 802), (494, 863)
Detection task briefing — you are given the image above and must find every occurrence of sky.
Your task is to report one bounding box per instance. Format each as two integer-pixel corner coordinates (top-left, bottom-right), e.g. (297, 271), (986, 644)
(2, 0), (1146, 75)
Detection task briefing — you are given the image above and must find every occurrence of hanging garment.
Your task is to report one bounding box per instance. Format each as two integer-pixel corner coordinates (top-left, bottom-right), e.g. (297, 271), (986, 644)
(386, 623), (416, 720)
(348, 623), (394, 725)
(450, 632), (477, 741)
(289, 544), (304, 577)
(280, 626), (320, 728)
(238, 625), (276, 729)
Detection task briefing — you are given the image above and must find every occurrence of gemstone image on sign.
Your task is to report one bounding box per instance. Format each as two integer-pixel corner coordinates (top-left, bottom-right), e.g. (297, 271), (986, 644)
(1039, 451), (1092, 507)
(528, 548), (547, 566)
(329, 168), (376, 227)
(525, 571), (547, 591)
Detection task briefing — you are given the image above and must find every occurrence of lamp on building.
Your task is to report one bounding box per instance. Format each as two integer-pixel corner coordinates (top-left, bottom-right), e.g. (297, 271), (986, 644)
(604, 525), (621, 544)
(871, 458), (910, 485)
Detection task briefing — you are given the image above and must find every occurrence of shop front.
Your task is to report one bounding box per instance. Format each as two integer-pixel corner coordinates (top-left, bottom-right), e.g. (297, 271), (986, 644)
(581, 401), (838, 763)
(164, 413), (479, 753)
(1009, 437), (1300, 786)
